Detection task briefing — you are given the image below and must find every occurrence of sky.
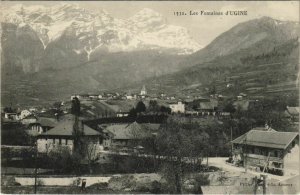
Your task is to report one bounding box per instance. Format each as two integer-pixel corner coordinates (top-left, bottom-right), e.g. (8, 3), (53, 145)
(2, 1), (299, 47)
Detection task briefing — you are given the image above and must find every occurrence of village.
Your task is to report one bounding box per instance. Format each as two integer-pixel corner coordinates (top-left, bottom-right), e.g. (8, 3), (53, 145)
(1, 85), (299, 194)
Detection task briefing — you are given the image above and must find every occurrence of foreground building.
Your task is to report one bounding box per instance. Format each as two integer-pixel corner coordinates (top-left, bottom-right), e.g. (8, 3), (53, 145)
(101, 122), (160, 149)
(37, 118), (102, 154)
(232, 127), (299, 176)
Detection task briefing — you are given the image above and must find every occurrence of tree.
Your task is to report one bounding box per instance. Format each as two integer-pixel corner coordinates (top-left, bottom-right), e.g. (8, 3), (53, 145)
(160, 106), (171, 114)
(71, 97), (80, 116)
(209, 85), (216, 95)
(81, 138), (100, 173)
(128, 108), (137, 118)
(3, 107), (15, 113)
(148, 100), (160, 112)
(156, 116), (209, 193)
(223, 102), (236, 113)
(72, 116), (84, 155)
(136, 101), (146, 113)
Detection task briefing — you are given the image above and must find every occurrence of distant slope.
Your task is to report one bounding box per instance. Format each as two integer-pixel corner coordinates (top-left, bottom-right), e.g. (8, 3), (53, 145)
(127, 37), (299, 98)
(180, 16), (298, 67)
(1, 49), (186, 106)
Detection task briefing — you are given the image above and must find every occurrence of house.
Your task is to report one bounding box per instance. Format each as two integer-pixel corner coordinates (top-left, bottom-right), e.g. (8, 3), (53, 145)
(237, 95), (243, 100)
(189, 98), (218, 114)
(125, 95), (133, 100)
(37, 118), (102, 154)
(4, 112), (18, 120)
(284, 106), (299, 123)
(233, 100), (250, 111)
(89, 94), (99, 100)
(239, 93), (247, 97)
(21, 115), (38, 125)
(27, 117), (58, 135)
(20, 110), (32, 119)
(101, 122), (159, 149)
(116, 112), (129, 117)
(169, 102), (185, 113)
(29, 107), (37, 112)
(70, 94), (90, 101)
(231, 127), (299, 176)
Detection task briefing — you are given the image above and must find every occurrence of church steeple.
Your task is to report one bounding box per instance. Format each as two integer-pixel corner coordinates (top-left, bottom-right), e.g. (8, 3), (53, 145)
(140, 85), (147, 95)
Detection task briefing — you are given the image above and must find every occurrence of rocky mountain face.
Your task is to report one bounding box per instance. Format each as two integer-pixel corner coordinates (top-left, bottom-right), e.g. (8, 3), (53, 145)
(181, 16), (299, 67)
(2, 4), (200, 72)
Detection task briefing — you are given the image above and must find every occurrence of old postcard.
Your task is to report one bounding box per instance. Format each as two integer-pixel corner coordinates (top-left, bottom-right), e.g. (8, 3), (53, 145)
(1, 1), (299, 194)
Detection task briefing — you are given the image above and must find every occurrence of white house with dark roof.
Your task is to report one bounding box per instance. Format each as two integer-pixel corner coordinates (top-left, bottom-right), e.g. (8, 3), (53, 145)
(231, 127), (299, 176)
(37, 118), (102, 154)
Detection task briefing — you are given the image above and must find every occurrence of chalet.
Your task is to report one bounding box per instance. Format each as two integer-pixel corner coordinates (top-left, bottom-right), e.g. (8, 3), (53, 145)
(169, 102), (185, 113)
(101, 122), (160, 149)
(231, 127), (299, 176)
(37, 118), (102, 154)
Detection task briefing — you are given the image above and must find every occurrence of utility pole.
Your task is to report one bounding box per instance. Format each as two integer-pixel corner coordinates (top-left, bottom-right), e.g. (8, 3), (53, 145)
(34, 139), (38, 194)
(262, 174), (267, 194)
(230, 126), (233, 155)
(253, 176), (258, 195)
(254, 174), (267, 195)
(244, 134), (247, 173)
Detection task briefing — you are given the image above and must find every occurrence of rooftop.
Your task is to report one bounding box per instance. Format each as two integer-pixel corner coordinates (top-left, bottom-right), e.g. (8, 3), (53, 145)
(232, 129), (298, 149)
(286, 106), (300, 116)
(40, 119), (100, 137)
(104, 122), (160, 140)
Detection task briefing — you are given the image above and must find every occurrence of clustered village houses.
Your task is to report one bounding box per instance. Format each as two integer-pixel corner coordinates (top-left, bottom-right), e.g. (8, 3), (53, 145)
(2, 85), (299, 177)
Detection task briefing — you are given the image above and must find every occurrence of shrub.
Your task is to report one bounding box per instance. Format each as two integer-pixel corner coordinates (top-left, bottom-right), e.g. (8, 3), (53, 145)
(190, 174), (210, 194)
(150, 180), (162, 194)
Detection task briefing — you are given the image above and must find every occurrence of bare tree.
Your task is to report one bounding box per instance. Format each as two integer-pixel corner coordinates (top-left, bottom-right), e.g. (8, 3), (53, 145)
(156, 116), (209, 194)
(82, 137), (100, 173)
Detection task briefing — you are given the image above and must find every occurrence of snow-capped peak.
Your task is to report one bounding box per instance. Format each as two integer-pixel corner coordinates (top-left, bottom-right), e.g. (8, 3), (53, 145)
(3, 4), (202, 55)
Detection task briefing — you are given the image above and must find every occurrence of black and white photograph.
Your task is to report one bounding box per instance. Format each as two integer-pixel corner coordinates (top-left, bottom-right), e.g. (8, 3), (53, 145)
(0, 1), (299, 194)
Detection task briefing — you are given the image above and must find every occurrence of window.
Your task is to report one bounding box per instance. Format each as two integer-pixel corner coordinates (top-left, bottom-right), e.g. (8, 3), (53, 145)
(274, 150), (278, 157)
(59, 139), (62, 145)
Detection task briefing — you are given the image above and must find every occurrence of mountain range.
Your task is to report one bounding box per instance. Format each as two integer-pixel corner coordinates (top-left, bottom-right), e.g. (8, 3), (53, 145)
(1, 3), (299, 106)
